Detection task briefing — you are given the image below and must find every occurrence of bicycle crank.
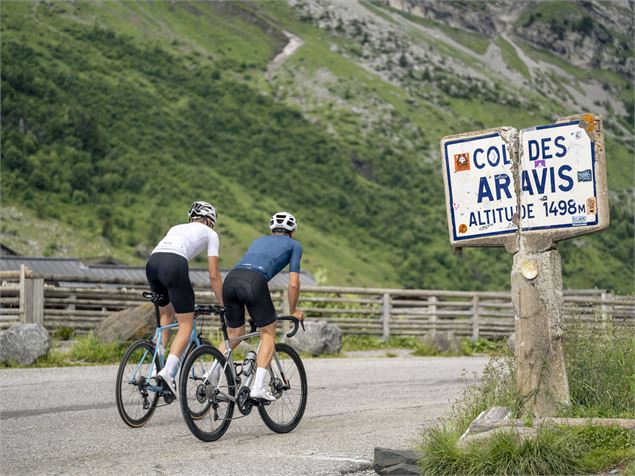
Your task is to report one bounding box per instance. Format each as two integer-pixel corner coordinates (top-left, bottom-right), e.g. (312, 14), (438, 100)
(237, 386), (253, 415)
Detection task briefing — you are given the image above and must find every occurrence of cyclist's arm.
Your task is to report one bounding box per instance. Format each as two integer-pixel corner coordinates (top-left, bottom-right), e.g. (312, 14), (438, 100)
(208, 256), (223, 305)
(288, 272), (302, 320)
(288, 241), (303, 319)
(206, 229), (223, 305)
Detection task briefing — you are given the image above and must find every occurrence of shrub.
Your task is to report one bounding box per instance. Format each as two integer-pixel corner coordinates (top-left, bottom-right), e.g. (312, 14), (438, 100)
(52, 326), (75, 340)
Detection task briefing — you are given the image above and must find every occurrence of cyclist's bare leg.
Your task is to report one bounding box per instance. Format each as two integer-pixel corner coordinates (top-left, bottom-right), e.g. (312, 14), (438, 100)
(159, 303), (176, 349)
(169, 312), (194, 359)
(256, 321), (277, 368)
(217, 325), (245, 353)
(158, 312), (194, 387)
(204, 325), (245, 384)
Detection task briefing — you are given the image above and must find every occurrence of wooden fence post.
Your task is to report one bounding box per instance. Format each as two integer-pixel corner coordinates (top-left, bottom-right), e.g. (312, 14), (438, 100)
(381, 292), (391, 340)
(600, 291), (610, 325)
(18, 264), (44, 325)
(429, 295), (438, 335)
(26, 278), (45, 325)
(19, 265), (26, 323)
(471, 295), (480, 340)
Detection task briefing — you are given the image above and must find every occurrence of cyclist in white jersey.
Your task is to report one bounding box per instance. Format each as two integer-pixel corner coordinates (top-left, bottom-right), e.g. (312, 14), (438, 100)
(145, 201), (223, 399)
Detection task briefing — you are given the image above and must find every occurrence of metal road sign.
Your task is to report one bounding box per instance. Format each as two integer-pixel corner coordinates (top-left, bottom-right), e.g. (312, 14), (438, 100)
(441, 127), (518, 245)
(440, 113), (609, 249)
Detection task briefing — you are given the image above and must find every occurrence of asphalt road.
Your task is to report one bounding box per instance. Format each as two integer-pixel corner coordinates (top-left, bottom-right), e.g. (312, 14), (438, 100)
(1, 356), (489, 475)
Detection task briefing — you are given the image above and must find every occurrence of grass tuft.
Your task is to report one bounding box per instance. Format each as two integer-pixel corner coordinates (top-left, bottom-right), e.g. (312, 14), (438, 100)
(418, 316), (635, 474)
(420, 424), (635, 476)
(52, 326), (75, 340)
(67, 334), (128, 363)
(563, 319), (635, 418)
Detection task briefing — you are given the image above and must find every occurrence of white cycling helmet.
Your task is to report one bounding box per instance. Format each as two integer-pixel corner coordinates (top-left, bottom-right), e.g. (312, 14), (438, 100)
(269, 211), (297, 232)
(188, 201), (217, 225)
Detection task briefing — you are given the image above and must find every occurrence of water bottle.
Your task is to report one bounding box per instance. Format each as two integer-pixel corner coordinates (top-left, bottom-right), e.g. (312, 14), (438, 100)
(242, 351), (257, 377)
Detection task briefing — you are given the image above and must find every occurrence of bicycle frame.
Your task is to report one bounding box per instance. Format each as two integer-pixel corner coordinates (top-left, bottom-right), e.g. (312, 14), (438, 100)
(207, 320), (291, 404)
(128, 318), (202, 394)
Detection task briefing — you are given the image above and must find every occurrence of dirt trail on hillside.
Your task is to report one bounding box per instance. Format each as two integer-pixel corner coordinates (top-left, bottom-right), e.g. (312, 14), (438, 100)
(267, 30), (304, 79)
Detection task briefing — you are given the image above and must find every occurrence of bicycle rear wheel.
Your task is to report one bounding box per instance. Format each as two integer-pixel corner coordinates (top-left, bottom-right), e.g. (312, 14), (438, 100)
(258, 343), (307, 433)
(179, 345), (235, 442)
(116, 340), (160, 428)
(180, 337), (212, 421)
(181, 336), (212, 369)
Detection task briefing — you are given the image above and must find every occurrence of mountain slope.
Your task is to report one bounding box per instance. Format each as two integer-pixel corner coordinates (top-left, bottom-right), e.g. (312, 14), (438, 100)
(1, 0), (632, 292)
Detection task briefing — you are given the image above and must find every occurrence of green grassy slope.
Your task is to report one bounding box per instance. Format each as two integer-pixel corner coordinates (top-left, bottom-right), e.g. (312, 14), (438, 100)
(1, 1), (401, 286)
(1, 0), (632, 292)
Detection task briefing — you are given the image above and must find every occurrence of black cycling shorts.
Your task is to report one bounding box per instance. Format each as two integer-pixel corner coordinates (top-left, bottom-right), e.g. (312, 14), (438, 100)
(145, 252), (195, 314)
(222, 268), (276, 329)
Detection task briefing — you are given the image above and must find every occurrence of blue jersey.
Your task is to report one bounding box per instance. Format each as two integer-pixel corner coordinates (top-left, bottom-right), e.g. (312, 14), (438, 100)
(234, 235), (303, 281)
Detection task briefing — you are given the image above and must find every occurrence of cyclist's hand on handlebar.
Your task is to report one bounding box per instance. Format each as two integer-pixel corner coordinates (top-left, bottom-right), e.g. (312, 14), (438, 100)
(291, 309), (304, 321)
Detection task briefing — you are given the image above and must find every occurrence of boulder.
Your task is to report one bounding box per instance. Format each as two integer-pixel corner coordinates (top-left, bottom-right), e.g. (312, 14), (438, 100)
(421, 331), (461, 353)
(287, 320), (342, 355)
(0, 323), (50, 365)
(95, 303), (156, 342)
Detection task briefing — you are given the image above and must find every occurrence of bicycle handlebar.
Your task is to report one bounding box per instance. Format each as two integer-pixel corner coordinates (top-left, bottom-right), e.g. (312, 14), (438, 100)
(192, 303), (305, 337)
(248, 315), (305, 338)
(194, 304), (225, 317)
(278, 316), (305, 338)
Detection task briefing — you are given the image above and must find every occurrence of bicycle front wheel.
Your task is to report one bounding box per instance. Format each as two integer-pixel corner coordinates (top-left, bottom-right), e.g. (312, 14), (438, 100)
(179, 345), (235, 442)
(115, 340), (160, 428)
(258, 343), (308, 433)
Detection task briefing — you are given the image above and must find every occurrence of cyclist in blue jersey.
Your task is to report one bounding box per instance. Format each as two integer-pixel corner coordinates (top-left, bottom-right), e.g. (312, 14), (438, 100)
(220, 211), (304, 401)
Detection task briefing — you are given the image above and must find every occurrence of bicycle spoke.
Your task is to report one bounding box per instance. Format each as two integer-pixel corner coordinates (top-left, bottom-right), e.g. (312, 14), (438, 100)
(258, 344), (307, 433)
(179, 346), (235, 442)
(116, 341), (160, 427)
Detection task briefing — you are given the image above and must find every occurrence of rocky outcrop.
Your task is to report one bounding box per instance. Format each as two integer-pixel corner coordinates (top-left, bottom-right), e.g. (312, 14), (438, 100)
(0, 323), (50, 365)
(388, 0), (500, 37)
(386, 0), (634, 79)
(515, 4), (634, 79)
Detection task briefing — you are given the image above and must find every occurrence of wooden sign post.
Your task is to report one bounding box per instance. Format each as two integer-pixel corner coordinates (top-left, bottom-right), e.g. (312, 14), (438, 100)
(440, 113), (609, 416)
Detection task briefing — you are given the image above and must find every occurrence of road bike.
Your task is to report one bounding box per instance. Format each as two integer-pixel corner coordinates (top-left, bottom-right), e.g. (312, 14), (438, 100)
(115, 291), (213, 428)
(178, 304), (308, 442)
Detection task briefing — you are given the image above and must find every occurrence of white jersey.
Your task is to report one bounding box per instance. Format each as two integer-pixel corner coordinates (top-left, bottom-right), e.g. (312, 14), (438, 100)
(152, 222), (219, 261)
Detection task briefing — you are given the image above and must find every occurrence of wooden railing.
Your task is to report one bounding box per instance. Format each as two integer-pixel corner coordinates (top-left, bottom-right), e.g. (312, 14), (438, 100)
(1, 272), (633, 338)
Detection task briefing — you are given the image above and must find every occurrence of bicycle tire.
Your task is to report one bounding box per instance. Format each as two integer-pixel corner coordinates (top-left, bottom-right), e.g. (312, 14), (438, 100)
(179, 345), (235, 442)
(116, 339), (161, 428)
(258, 343), (307, 434)
(180, 336), (212, 379)
(181, 337), (213, 421)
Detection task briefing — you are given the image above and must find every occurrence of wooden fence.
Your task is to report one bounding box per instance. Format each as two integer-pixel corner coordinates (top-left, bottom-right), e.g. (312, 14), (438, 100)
(1, 270), (633, 338)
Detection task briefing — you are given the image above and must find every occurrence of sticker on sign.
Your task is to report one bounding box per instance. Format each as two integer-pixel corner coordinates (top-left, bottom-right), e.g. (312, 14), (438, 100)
(440, 113), (608, 249)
